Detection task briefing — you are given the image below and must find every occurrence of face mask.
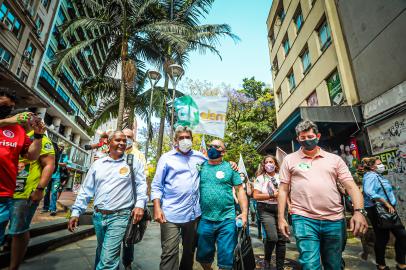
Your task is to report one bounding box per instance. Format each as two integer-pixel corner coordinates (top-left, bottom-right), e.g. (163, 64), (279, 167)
(178, 139), (192, 153)
(240, 176), (245, 181)
(207, 147), (222, 159)
(126, 139), (133, 149)
(0, 105), (13, 119)
(299, 138), (319, 151)
(265, 163), (275, 173)
(376, 164), (385, 174)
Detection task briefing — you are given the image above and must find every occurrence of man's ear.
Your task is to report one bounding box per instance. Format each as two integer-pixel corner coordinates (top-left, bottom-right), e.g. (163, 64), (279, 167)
(317, 133), (321, 140)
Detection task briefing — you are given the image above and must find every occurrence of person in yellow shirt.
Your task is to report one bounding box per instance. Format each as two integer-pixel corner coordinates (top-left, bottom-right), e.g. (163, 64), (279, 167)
(9, 129), (55, 269)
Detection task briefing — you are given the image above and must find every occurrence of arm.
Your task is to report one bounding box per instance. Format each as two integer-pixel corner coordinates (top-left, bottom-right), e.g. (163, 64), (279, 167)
(236, 184), (249, 226)
(151, 157), (167, 223)
(253, 189), (275, 201)
(277, 183), (290, 237)
(132, 161), (148, 224)
(232, 187), (239, 204)
(26, 119), (46, 160)
(246, 182), (252, 197)
(30, 154), (55, 202)
(71, 166), (96, 218)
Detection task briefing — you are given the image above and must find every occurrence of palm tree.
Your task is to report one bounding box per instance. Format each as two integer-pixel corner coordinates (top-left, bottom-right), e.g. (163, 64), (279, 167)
(52, 0), (190, 129)
(153, 0), (239, 159)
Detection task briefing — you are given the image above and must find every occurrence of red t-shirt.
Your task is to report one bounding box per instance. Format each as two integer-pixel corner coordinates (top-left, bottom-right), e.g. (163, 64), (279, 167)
(0, 125), (31, 197)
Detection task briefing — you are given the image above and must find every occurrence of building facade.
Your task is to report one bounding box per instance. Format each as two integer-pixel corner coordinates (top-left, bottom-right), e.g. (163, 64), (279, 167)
(259, 0), (366, 161)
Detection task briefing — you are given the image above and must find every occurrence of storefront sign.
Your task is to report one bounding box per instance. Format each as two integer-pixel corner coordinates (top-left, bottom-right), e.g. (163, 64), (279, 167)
(373, 149), (397, 171)
(368, 112), (406, 154)
(327, 71), (345, 106)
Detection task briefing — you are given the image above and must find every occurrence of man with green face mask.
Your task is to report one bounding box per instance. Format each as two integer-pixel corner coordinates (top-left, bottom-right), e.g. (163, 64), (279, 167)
(277, 120), (368, 270)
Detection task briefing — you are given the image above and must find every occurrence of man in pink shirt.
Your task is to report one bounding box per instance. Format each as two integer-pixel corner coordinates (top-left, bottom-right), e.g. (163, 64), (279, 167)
(278, 120), (368, 270)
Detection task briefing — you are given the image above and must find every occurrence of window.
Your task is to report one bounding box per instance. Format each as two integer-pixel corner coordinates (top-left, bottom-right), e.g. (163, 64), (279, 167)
(278, 7), (286, 22)
(272, 58), (279, 74)
(57, 86), (69, 102)
(288, 71), (296, 91)
(277, 89), (283, 107)
(295, 9), (304, 32)
(269, 32), (275, 47)
(35, 16), (44, 31)
(283, 37), (290, 55)
(24, 42), (36, 60)
(69, 100), (79, 113)
(40, 0), (50, 10)
(0, 3), (23, 39)
(307, 91), (319, 106)
(318, 20), (331, 51)
(301, 48), (311, 73)
(20, 72), (28, 83)
(58, 8), (67, 24)
(0, 45), (13, 68)
(40, 68), (56, 87)
(46, 46), (55, 59)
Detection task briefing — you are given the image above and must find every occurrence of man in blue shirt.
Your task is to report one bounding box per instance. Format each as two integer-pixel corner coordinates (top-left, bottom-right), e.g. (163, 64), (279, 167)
(68, 131), (147, 270)
(197, 139), (248, 270)
(42, 142), (69, 216)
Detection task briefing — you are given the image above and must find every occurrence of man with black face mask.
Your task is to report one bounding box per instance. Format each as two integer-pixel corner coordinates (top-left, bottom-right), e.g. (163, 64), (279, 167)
(277, 120), (368, 270)
(0, 87), (45, 250)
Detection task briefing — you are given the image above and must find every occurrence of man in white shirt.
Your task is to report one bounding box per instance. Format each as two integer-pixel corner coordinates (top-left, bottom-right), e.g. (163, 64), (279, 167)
(68, 131), (147, 270)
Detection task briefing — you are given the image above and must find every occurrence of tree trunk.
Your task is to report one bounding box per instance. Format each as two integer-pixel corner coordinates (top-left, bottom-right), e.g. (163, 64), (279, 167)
(156, 72), (169, 160)
(117, 0), (127, 130)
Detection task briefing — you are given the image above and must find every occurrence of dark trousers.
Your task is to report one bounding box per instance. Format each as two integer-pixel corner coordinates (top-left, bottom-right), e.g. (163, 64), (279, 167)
(160, 219), (199, 270)
(257, 203), (286, 270)
(366, 206), (406, 265)
(42, 180), (53, 210)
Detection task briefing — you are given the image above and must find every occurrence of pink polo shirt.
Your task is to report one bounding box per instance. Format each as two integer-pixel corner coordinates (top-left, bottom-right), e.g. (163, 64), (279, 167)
(279, 147), (353, 221)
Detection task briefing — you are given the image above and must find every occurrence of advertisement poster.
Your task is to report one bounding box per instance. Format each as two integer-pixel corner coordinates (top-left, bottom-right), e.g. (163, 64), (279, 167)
(327, 71), (345, 106)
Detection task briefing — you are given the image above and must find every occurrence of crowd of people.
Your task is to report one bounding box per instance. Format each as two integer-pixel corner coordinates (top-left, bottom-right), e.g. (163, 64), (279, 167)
(1, 85), (405, 270)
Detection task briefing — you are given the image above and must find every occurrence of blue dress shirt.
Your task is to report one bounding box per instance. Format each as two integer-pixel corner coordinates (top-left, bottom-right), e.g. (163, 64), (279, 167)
(71, 154), (147, 217)
(151, 150), (207, 223)
(363, 171), (397, 208)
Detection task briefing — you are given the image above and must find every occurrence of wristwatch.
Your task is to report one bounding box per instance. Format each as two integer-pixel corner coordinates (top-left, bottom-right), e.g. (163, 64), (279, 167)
(354, 208), (368, 217)
(33, 133), (44, 139)
(36, 186), (45, 191)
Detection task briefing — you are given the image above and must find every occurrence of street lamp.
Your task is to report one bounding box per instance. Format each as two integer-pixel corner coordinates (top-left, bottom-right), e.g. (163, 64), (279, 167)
(145, 70), (161, 159)
(168, 64), (184, 143)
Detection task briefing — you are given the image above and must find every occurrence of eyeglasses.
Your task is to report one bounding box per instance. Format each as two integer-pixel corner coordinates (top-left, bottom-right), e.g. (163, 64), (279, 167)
(208, 144), (222, 150)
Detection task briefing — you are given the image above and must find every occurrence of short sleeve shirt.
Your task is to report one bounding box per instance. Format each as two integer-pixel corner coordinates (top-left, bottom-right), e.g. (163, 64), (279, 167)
(0, 125), (31, 198)
(199, 161), (242, 221)
(254, 173), (280, 204)
(14, 131), (55, 199)
(279, 148), (353, 221)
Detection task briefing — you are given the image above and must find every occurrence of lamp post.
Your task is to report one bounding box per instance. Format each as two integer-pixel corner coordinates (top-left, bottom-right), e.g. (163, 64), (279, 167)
(168, 64), (184, 143)
(145, 70), (161, 159)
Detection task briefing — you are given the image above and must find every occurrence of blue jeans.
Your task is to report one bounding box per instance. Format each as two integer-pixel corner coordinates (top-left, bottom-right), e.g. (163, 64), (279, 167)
(43, 178), (60, 212)
(93, 209), (131, 270)
(9, 199), (39, 235)
(196, 218), (237, 269)
(292, 214), (345, 270)
(0, 199), (12, 245)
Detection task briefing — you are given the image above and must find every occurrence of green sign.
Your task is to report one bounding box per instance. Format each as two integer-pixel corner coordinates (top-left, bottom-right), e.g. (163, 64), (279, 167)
(174, 96), (200, 128)
(327, 71), (345, 106)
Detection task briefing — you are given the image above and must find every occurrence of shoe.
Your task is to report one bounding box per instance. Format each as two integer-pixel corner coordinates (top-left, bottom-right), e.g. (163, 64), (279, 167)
(40, 209), (49, 213)
(376, 265), (390, 270)
(397, 265), (406, 270)
(50, 211), (57, 216)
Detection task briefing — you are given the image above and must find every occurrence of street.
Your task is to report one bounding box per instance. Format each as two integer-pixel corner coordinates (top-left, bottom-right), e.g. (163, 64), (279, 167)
(10, 221), (396, 270)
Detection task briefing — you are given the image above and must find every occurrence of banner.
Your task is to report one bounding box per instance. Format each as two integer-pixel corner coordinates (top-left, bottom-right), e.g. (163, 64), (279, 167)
(199, 135), (207, 157)
(174, 95), (228, 138)
(238, 154), (248, 179)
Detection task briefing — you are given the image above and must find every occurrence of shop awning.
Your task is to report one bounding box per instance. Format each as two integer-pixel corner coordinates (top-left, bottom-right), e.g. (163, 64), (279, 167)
(0, 65), (49, 108)
(257, 106), (363, 154)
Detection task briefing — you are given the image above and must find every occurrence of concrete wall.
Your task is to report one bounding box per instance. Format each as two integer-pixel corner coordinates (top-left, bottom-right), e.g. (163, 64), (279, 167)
(337, 0), (406, 103)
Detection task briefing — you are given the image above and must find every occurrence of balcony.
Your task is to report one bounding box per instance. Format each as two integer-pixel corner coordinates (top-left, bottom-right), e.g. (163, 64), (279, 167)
(39, 74), (74, 114)
(75, 114), (90, 130)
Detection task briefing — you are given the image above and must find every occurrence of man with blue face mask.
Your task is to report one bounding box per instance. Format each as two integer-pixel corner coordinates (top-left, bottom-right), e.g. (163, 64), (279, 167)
(196, 139), (248, 270)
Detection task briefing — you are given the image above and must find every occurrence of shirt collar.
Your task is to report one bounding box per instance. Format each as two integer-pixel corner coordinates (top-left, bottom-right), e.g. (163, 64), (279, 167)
(170, 149), (194, 157)
(298, 147), (326, 159)
(103, 154), (126, 163)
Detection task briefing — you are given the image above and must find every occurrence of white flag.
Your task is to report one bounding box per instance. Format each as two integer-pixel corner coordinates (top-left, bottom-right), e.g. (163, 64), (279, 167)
(276, 147), (287, 166)
(238, 153), (249, 179)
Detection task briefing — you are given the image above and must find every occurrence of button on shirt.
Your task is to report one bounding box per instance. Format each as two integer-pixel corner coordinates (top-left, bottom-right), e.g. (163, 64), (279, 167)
(151, 150), (206, 223)
(363, 171), (396, 208)
(279, 148), (353, 221)
(71, 155), (147, 217)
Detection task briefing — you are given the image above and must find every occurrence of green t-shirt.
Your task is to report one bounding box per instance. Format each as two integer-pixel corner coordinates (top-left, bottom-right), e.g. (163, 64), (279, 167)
(199, 161), (242, 221)
(14, 131), (55, 199)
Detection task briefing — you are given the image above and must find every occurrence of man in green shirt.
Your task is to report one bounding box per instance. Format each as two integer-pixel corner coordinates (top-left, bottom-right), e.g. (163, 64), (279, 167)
(197, 139), (248, 270)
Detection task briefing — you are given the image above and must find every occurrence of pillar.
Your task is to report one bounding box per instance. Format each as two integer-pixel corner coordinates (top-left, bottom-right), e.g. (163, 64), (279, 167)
(36, 107), (47, 119)
(64, 126), (72, 138)
(52, 117), (61, 131)
(73, 133), (81, 145)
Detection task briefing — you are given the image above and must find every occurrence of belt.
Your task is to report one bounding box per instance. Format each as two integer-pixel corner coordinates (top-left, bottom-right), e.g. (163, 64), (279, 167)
(94, 207), (131, 215)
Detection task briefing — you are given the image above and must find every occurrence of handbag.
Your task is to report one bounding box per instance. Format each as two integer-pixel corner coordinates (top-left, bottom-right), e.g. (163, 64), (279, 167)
(233, 228), (256, 270)
(374, 176), (403, 230)
(123, 154), (152, 246)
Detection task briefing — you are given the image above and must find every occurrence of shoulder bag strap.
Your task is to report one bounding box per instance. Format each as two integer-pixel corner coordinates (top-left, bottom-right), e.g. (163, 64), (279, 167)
(375, 175), (394, 208)
(126, 154), (138, 207)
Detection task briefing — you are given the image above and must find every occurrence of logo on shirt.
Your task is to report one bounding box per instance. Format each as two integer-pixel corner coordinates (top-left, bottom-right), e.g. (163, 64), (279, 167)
(216, 171), (225, 179)
(297, 162), (311, 171)
(3, 130), (15, 138)
(44, 142), (53, 151)
(119, 166), (130, 176)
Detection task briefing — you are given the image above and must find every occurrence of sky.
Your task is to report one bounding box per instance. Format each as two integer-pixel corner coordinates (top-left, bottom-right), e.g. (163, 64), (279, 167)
(155, 0), (273, 91)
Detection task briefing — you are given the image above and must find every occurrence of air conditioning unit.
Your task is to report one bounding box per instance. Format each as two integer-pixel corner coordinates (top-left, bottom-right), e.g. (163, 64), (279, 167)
(23, 50), (30, 59)
(0, 21), (8, 30)
(27, 59), (34, 66)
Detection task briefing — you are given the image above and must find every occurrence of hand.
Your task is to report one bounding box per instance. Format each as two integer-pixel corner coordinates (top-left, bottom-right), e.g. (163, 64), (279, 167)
(288, 204), (292, 214)
(349, 212), (368, 237)
(154, 206), (167, 224)
(386, 204), (395, 214)
(229, 161), (239, 172)
(31, 117), (46, 134)
(68, 216), (79, 232)
(273, 190), (279, 198)
(236, 213), (247, 227)
(30, 189), (44, 203)
(278, 218), (290, 238)
(131, 207), (144, 224)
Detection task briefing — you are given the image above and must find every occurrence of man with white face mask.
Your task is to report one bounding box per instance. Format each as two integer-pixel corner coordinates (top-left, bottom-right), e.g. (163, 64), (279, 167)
(151, 126), (206, 270)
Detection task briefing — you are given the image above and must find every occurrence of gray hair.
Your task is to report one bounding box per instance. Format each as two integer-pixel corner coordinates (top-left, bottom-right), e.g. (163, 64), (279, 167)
(295, 120), (319, 136)
(174, 125), (193, 141)
(108, 130), (124, 141)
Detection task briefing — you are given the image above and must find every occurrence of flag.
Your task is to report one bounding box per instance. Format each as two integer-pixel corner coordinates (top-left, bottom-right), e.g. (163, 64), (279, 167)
(199, 135), (207, 157)
(276, 147), (287, 166)
(238, 153), (248, 179)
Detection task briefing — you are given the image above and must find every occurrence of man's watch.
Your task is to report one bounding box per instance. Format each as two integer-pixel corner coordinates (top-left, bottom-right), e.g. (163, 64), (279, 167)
(33, 133), (44, 139)
(354, 208), (367, 217)
(36, 186), (45, 191)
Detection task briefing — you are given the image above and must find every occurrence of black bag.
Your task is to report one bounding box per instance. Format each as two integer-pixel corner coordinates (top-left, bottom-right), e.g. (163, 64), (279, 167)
(123, 154), (151, 246)
(233, 228), (256, 270)
(374, 176), (403, 230)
